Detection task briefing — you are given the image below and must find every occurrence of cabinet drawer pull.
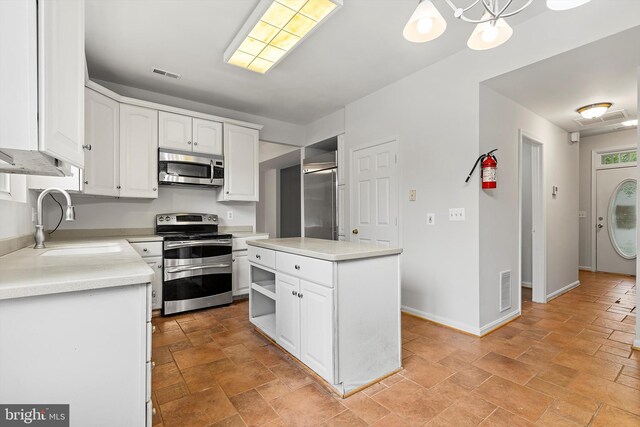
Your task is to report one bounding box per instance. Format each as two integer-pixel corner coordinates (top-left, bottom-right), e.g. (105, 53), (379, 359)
(298, 293), (303, 298)
(256, 254), (261, 260)
(143, 248), (148, 252)
(82, 144), (92, 151)
(292, 290), (298, 296)
(294, 265), (301, 270)
(187, 141), (192, 145)
(194, 141), (198, 146)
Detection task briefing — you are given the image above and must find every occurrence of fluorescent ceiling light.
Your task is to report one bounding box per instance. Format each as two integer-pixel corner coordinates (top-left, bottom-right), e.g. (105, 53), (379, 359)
(622, 119), (638, 127)
(546, 0), (592, 11)
(467, 13), (513, 51)
(576, 102), (613, 119)
(403, 0), (447, 43)
(224, 0), (342, 74)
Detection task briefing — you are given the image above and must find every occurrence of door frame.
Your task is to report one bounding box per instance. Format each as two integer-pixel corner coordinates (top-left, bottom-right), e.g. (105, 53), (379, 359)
(518, 130), (547, 305)
(349, 136), (400, 247)
(590, 144), (637, 272)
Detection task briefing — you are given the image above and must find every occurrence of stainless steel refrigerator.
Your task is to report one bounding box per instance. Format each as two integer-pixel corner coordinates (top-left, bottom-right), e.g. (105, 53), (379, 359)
(303, 151), (338, 240)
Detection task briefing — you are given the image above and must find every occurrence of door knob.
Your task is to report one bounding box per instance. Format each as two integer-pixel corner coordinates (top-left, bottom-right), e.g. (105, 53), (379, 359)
(352, 229), (359, 235)
(597, 224), (604, 229)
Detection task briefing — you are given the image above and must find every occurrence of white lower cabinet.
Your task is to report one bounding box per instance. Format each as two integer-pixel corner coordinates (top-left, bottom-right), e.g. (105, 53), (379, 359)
(275, 273), (334, 382)
(129, 240), (163, 310)
(232, 252), (250, 296)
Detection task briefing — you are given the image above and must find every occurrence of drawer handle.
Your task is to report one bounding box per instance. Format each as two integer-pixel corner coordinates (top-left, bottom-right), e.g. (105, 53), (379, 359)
(294, 265), (300, 270)
(256, 254), (261, 260)
(143, 248), (148, 252)
(292, 290), (298, 296)
(298, 293), (304, 299)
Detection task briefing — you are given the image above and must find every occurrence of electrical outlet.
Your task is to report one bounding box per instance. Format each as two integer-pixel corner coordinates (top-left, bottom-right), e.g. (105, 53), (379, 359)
(449, 208), (465, 221)
(427, 213), (435, 225)
(226, 211), (233, 220)
(409, 190), (417, 202)
(578, 211), (586, 218)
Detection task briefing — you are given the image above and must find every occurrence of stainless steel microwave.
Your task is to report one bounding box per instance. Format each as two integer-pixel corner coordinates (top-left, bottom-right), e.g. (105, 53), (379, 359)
(159, 149), (224, 187)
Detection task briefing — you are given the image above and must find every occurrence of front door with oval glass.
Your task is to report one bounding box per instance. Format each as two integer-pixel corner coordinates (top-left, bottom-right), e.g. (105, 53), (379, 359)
(596, 167), (637, 275)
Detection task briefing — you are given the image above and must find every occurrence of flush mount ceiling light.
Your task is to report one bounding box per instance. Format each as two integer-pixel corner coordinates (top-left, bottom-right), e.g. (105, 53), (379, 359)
(404, 0), (592, 50)
(622, 119), (638, 127)
(577, 102), (613, 119)
(224, 0), (342, 74)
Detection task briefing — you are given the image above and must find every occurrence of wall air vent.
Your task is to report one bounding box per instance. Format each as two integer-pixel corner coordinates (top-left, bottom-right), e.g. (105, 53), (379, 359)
(574, 109), (628, 127)
(499, 270), (512, 312)
(152, 68), (181, 79)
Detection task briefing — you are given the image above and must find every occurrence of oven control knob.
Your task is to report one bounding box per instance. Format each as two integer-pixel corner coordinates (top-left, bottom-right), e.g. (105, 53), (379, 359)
(208, 216), (213, 221)
(165, 216), (171, 221)
(159, 217), (164, 222)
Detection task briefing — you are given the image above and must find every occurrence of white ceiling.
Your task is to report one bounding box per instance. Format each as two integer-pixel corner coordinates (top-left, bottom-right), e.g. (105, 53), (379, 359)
(85, 0), (548, 125)
(483, 26), (640, 137)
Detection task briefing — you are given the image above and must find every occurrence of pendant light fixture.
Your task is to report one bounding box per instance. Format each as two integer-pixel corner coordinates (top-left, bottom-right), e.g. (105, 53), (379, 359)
(576, 102), (613, 119)
(403, 0), (593, 50)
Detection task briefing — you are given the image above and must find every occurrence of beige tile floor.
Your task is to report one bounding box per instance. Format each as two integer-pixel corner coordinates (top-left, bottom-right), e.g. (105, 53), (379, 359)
(151, 271), (639, 426)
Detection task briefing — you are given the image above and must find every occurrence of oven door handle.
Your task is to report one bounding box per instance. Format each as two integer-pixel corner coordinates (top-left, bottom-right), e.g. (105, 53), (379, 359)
(165, 239), (232, 249)
(166, 263), (231, 274)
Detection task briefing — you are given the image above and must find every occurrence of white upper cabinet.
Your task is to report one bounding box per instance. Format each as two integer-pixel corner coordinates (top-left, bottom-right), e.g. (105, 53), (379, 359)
(120, 105), (158, 199)
(84, 88), (119, 197)
(221, 124), (259, 202)
(158, 112), (192, 152)
(38, 0), (85, 168)
(159, 112), (222, 155)
(193, 118), (223, 155)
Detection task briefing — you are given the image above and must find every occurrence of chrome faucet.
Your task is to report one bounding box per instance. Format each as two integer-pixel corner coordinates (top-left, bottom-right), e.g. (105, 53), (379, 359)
(34, 187), (76, 249)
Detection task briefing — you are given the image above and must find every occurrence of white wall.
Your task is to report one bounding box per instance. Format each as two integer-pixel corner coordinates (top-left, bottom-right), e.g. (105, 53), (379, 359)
(479, 87), (578, 328)
(579, 129), (637, 270)
(305, 108), (345, 146)
(521, 142), (532, 285)
(41, 186), (256, 231)
(94, 79), (307, 146)
(336, 3), (640, 334)
(256, 169), (278, 237)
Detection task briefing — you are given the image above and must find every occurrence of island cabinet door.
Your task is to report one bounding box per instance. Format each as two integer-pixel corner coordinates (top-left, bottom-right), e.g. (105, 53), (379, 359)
(300, 280), (334, 383)
(275, 273), (300, 358)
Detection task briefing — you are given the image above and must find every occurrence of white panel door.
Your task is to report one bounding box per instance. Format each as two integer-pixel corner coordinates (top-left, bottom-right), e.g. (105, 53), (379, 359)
(84, 89), (119, 197)
(300, 280), (333, 383)
(275, 273), (300, 358)
(350, 140), (398, 246)
(232, 253), (250, 296)
(119, 105), (158, 199)
(158, 112), (192, 151)
(38, 0), (85, 167)
(223, 124), (259, 201)
(193, 118), (223, 155)
(596, 167), (636, 275)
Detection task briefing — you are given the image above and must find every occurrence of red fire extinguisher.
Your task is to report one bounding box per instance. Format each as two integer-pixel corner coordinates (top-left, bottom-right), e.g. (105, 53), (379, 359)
(465, 149), (498, 189)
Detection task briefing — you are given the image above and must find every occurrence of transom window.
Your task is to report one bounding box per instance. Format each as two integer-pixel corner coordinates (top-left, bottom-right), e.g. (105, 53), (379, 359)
(600, 150), (637, 166)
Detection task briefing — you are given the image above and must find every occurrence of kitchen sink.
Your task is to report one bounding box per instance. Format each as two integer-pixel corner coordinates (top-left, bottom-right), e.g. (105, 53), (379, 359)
(41, 244), (122, 257)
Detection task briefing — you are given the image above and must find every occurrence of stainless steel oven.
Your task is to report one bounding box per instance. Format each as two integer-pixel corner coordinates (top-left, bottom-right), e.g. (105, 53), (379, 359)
(156, 214), (233, 315)
(159, 149), (224, 187)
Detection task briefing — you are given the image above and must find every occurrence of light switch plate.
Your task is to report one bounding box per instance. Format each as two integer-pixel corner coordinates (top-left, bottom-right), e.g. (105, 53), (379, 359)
(409, 190), (417, 202)
(227, 211), (234, 220)
(427, 213), (435, 225)
(449, 208), (465, 221)
(578, 211), (586, 218)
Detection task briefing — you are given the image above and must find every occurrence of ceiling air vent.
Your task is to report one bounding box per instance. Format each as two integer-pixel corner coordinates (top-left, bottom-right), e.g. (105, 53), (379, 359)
(574, 109), (628, 127)
(500, 270), (512, 312)
(152, 68), (181, 79)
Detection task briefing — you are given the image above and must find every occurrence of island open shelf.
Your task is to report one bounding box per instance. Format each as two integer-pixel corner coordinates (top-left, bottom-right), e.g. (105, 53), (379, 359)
(249, 265), (276, 340)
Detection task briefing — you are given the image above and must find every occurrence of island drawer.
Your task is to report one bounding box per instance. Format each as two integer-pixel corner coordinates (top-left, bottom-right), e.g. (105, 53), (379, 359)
(276, 252), (333, 287)
(130, 241), (163, 258)
(248, 246), (275, 270)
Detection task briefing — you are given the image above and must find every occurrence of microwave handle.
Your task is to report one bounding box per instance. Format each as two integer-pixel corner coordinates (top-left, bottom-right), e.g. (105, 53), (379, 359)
(210, 160), (214, 183)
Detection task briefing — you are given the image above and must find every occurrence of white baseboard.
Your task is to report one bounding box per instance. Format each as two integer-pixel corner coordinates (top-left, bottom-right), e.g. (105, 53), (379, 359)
(579, 266), (594, 272)
(521, 282), (532, 288)
(634, 339), (640, 351)
(401, 306), (481, 336)
(479, 310), (521, 336)
(547, 280), (580, 301)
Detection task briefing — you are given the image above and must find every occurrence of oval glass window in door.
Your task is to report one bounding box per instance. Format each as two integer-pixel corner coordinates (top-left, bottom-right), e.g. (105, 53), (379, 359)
(608, 179), (637, 259)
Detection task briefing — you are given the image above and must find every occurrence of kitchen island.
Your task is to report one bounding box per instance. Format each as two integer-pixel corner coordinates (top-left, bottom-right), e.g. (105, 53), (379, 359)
(0, 239), (154, 427)
(247, 237), (402, 397)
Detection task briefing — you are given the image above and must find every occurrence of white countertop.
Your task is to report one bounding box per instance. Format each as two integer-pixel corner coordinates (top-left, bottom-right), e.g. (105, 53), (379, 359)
(232, 232), (270, 239)
(0, 239), (154, 301)
(247, 237), (402, 261)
